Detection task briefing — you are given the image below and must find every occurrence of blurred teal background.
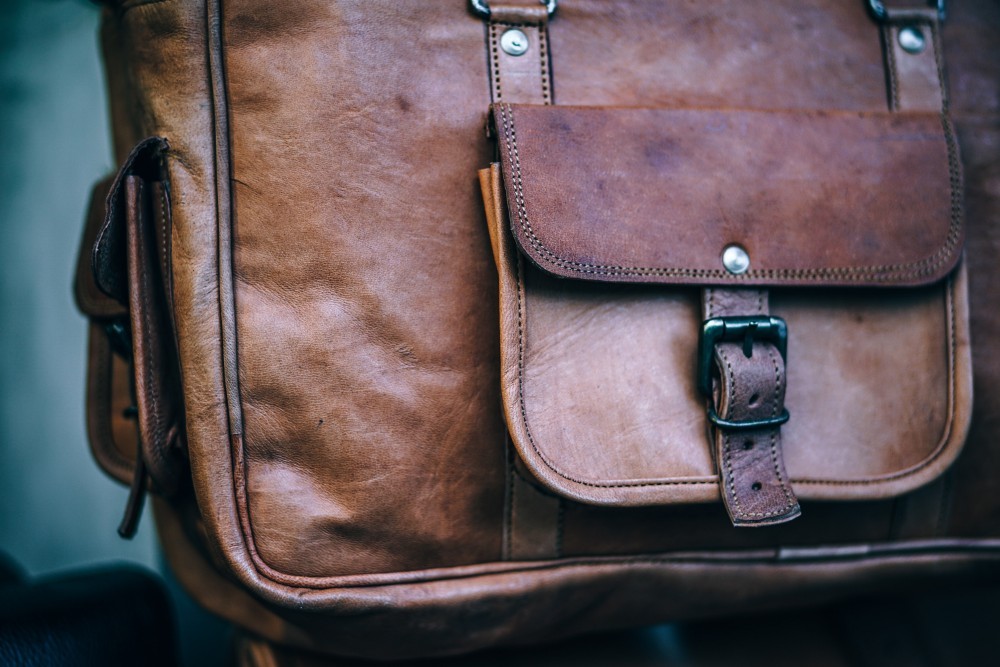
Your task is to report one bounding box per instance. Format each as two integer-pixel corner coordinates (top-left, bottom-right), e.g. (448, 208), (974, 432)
(0, 0), (160, 575)
(0, 2), (229, 665)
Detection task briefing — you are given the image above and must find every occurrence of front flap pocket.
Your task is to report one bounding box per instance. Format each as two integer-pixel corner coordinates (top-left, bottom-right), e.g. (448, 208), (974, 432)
(482, 103), (971, 517)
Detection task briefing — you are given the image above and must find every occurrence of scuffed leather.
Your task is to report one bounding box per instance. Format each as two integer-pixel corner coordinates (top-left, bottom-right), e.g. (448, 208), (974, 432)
(492, 103), (963, 287)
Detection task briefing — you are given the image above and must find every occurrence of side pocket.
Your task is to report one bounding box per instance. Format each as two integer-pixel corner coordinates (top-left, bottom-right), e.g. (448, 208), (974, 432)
(76, 137), (187, 537)
(76, 175), (135, 486)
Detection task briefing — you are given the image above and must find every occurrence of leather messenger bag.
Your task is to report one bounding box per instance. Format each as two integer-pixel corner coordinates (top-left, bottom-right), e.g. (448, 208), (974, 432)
(75, 0), (1000, 660)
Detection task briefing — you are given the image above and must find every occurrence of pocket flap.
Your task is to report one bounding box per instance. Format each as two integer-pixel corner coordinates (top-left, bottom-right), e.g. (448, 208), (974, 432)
(492, 103), (962, 287)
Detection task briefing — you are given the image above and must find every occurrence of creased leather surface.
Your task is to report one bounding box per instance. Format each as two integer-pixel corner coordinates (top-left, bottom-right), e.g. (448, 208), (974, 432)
(83, 0), (1000, 660)
(493, 104), (963, 287)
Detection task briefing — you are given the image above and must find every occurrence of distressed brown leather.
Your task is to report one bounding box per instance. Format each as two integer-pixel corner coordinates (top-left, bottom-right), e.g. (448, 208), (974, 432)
(485, 161), (971, 506)
(76, 0), (1000, 660)
(492, 104), (963, 287)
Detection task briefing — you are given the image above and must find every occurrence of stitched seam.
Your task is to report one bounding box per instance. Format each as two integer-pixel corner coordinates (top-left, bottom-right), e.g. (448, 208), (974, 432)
(159, 184), (174, 315)
(244, 541), (1000, 591)
(136, 187), (163, 471)
(498, 103), (963, 282)
(538, 25), (551, 104)
(514, 254), (714, 489)
(766, 345), (796, 512)
(885, 25), (900, 111)
(489, 23), (502, 101)
(719, 348), (742, 515)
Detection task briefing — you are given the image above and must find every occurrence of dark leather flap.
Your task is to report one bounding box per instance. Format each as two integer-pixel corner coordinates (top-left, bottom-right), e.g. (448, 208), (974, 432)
(492, 104), (963, 288)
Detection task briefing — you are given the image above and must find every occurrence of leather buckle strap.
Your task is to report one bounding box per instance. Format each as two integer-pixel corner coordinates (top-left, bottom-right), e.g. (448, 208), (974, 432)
(700, 290), (801, 528)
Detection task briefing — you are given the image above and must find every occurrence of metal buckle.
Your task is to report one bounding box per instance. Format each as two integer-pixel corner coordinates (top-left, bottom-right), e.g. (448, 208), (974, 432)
(470, 0), (558, 19)
(868, 0), (946, 22)
(706, 406), (790, 432)
(697, 315), (788, 397)
(698, 315), (790, 431)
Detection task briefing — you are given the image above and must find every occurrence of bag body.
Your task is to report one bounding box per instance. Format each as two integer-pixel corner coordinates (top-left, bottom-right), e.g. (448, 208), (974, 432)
(75, 0), (1000, 659)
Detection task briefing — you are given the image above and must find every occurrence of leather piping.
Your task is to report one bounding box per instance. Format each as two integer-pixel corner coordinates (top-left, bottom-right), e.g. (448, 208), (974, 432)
(190, 537), (1000, 596)
(495, 103), (964, 284)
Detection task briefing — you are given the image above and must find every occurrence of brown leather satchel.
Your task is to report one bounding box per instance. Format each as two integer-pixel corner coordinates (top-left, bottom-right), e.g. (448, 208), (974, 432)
(75, 0), (1000, 660)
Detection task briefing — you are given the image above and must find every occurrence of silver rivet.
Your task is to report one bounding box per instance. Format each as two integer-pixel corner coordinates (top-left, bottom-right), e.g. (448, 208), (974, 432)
(898, 26), (926, 54)
(500, 29), (529, 56)
(722, 245), (750, 275)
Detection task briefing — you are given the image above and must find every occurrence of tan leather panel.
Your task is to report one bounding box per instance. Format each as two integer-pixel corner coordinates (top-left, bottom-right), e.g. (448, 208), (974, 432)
(517, 269), (715, 497)
(493, 103), (962, 287)
(223, 0), (505, 577)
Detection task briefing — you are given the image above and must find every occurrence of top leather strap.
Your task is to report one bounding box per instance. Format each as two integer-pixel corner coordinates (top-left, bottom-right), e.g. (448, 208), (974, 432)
(488, 6), (552, 105)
